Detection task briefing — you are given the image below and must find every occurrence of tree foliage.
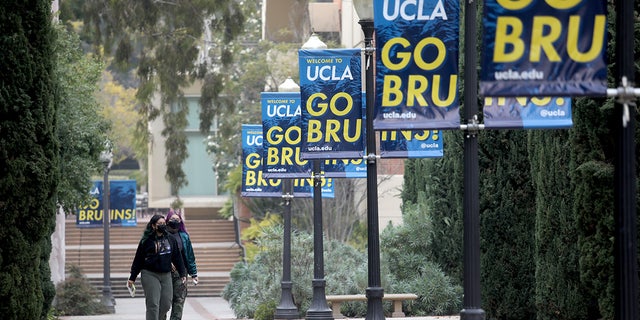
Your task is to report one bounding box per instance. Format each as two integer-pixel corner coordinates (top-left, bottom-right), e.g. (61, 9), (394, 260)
(54, 24), (110, 213)
(80, 0), (247, 198)
(565, 4), (639, 318)
(401, 130), (465, 284)
(529, 130), (596, 320)
(479, 130), (536, 320)
(0, 1), (59, 319)
(569, 96), (615, 320)
(98, 71), (145, 169)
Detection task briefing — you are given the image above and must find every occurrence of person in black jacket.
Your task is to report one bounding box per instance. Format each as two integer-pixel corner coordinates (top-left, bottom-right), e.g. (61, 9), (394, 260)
(166, 209), (198, 320)
(128, 214), (186, 320)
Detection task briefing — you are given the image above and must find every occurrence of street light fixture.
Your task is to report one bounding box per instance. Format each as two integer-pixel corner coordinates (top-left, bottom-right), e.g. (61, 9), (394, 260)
(100, 143), (115, 314)
(301, 34), (334, 320)
(352, 1), (384, 320)
(275, 77), (300, 320)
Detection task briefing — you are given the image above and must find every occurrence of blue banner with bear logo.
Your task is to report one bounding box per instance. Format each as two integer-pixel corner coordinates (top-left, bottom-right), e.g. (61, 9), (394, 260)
(299, 49), (364, 159)
(480, 0), (607, 96)
(373, 0), (460, 130)
(76, 180), (137, 227)
(483, 97), (573, 129)
(242, 124), (334, 198)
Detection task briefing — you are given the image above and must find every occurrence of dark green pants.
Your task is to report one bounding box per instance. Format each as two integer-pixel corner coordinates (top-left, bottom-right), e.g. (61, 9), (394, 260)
(169, 271), (188, 320)
(141, 269), (173, 320)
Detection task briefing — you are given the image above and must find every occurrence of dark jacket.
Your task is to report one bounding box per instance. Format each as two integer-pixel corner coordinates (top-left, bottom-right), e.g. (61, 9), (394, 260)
(169, 230), (198, 277)
(129, 233), (186, 281)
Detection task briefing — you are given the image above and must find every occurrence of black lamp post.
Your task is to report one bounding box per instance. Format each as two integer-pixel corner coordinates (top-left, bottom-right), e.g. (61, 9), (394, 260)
(302, 34), (334, 320)
(352, 1), (384, 319)
(275, 77), (301, 320)
(100, 143), (115, 313)
(611, 0), (638, 318)
(460, 0), (484, 319)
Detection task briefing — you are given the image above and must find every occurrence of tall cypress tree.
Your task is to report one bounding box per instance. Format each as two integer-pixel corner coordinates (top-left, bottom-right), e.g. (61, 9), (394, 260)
(0, 1), (59, 319)
(570, 96), (615, 320)
(529, 130), (594, 320)
(479, 130), (536, 320)
(567, 3), (640, 318)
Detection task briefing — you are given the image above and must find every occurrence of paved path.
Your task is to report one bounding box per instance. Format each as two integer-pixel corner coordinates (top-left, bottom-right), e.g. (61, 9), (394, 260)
(59, 297), (235, 320)
(58, 297), (460, 320)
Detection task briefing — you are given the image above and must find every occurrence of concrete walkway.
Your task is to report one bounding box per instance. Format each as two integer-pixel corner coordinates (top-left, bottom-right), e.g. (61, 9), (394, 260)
(59, 297), (235, 320)
(58, 297), (460, 320)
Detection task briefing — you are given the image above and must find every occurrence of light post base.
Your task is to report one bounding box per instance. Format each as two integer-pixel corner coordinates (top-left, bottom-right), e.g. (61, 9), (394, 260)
(460, 308), (485, 320)
(101, 288), (115, 314)
(365, 286), (385, 320)
(305, 279), (333, 320)
(275, 281), (299, 319)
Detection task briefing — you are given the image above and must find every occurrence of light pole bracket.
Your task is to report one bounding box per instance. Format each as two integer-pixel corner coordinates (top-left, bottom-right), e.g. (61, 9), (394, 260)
(607, 76), (640, 128)
(310, 172), (325, 180)
(362, 153), (380, 163)
(460, 114), (484, 137)
(361, 47), (375, 55)
(282, 193), (294, 205)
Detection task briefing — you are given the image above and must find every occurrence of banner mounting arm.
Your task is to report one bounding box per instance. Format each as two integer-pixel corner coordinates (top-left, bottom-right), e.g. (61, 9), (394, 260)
(460, 114), (485, 137)
(607, 76), (640, 128)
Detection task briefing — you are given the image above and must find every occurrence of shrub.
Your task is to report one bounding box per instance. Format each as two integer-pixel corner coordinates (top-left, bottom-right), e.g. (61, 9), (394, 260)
(390, 261), (462, 316)
(54, 266), (108, 316)
(224, 212), (461, 318)
(254, 300), (277, 320)
(223, 224), (382, 318)
(381, 203), (462, 316)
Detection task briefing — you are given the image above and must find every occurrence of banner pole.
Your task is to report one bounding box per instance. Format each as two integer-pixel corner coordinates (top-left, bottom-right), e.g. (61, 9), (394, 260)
(613, 0), (638, 319)
(460, 0), (485, 319)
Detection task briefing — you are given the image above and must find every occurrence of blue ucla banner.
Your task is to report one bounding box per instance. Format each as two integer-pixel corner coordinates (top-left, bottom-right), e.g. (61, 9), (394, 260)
(261, 92), (310, 178)
(359, 91), (443, 159)
(76, 180), (137, 227)
(380, 130), (444, 158)
(373, 0), (460, 130)
(321, 158), (367, 178)
(299, 48), (364, 159)
(480, 0), (607, 96)
(241, 124), (334, 198)
(483, 97), (572, 129)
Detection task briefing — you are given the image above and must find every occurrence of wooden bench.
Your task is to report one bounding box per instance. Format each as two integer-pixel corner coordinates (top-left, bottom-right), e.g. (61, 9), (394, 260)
(325, 293), (418, 318)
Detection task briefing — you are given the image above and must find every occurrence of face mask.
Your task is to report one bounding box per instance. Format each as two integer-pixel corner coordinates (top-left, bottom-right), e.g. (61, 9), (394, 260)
(157, 224), (167, 234)
(168, 220), (180, 229)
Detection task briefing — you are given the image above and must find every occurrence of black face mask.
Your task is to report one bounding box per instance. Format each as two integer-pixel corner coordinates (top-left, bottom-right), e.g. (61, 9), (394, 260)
(157, 224), (167, 234)
(167, 220), (180, 230)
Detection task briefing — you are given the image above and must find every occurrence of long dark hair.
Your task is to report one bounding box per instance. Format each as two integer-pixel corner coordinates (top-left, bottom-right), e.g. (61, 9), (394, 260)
(166, 209), (188, 233)
(140, 214), (164, 244)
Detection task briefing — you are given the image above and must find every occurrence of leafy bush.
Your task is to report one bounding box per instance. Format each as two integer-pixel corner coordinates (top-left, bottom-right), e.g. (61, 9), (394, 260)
(389, 261), (462, 316)
(224, 210), (461, 318)
(223, 224), (380, 318)
(54, 266), (108, 316)
(241, 213), (283, 262)
(254, 300), (277, 320)
(381, 202), (462, 316)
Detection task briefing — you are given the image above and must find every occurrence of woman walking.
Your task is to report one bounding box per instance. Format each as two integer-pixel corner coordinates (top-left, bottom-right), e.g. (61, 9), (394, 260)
(166, 209), (198, 320)
(128, 214), (187, 320)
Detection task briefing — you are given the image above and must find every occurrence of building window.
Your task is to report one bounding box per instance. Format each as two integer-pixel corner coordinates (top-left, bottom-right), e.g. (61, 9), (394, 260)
(178, 97), (219, 196)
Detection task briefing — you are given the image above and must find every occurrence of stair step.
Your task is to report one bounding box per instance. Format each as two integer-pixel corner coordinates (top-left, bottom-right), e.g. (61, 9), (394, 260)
(87, 275), (231, 298)
(65, 219), (242, 297)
